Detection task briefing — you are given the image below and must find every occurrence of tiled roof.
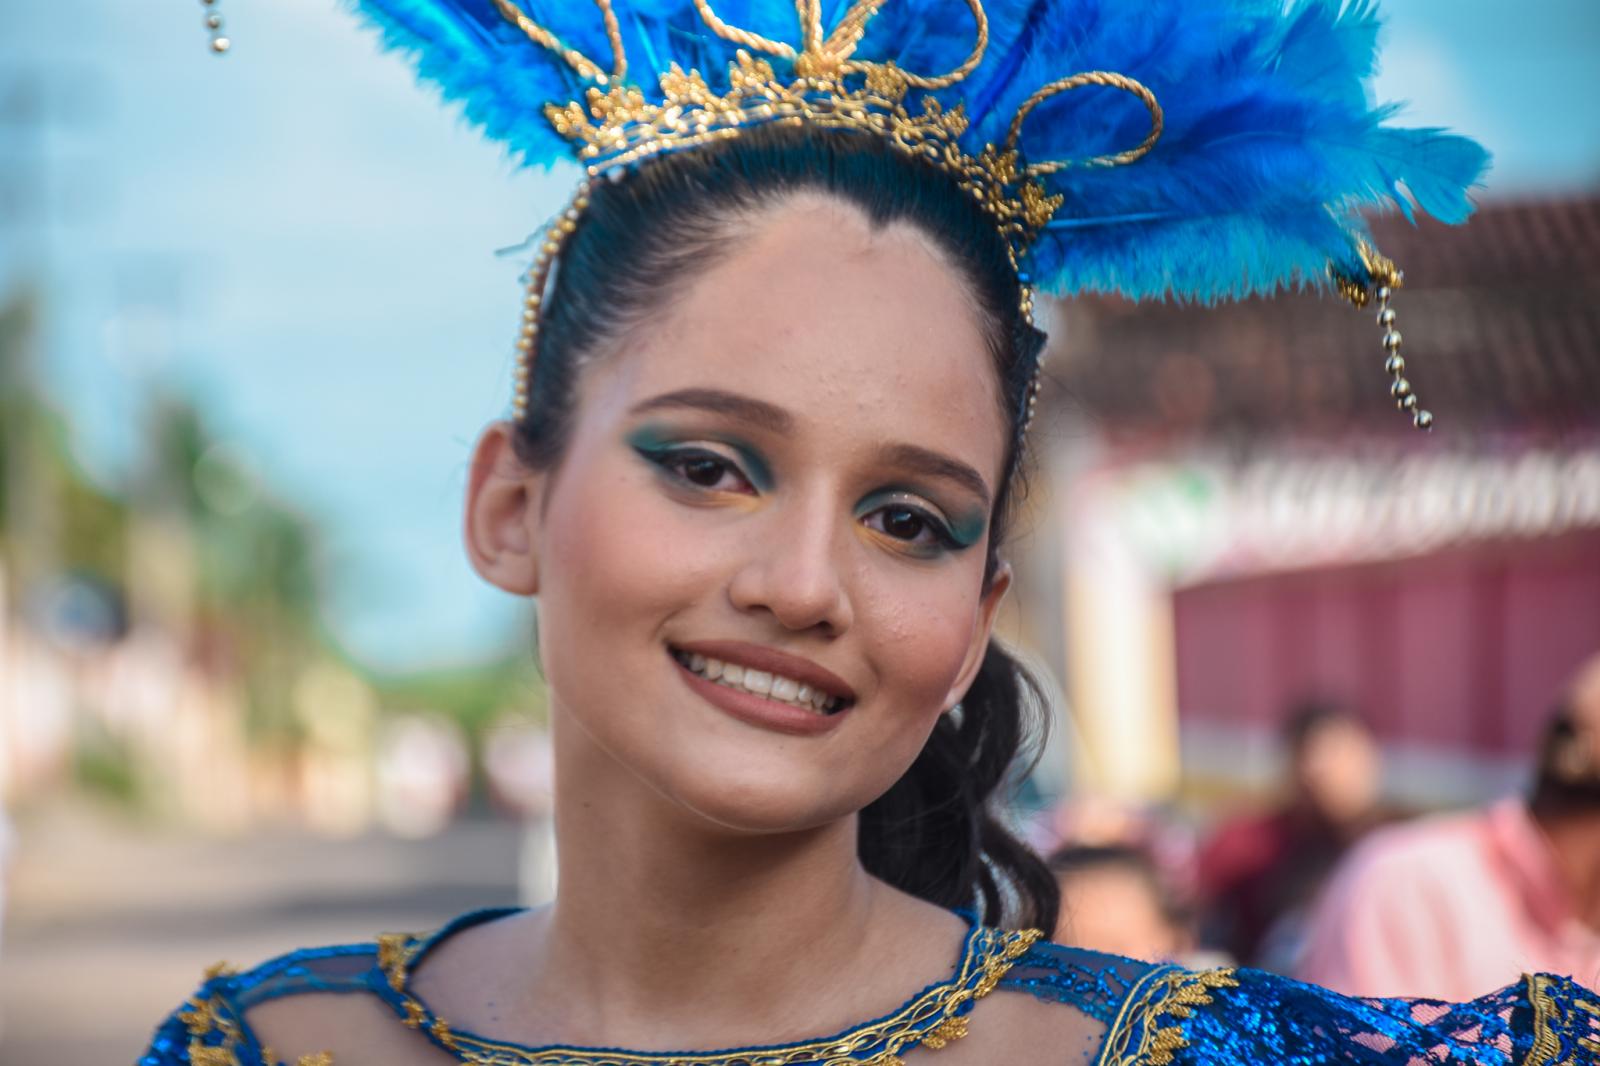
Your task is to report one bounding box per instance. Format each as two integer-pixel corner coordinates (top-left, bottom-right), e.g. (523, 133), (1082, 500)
(1045, 198), (1600, 437)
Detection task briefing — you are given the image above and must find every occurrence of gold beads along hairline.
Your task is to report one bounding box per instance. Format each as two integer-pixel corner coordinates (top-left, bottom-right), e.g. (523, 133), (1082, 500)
(1020, 283), (1044, 438)
(512, 181), (594, 422)
(201, 0), (230, 54)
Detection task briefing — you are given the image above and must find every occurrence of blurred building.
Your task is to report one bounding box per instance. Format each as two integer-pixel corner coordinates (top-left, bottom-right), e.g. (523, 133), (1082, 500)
(1030, 197), (1600, 805)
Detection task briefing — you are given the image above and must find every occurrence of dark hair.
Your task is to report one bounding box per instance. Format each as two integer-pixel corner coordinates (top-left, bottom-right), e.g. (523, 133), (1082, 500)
(1530, 706), (1600, 814)
(511, 123), (1057, 932)
(1281, 698), (1367, 757)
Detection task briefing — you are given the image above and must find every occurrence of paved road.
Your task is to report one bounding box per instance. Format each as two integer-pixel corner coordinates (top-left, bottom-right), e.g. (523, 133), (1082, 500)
(0, 805), (523, 1066)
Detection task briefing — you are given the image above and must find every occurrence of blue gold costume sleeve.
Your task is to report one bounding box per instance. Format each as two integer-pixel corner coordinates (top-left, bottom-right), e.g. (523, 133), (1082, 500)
(136, 943), (381, 1066)
(1094, 962), (1600, 1066)
(139, 964), (273, 1066)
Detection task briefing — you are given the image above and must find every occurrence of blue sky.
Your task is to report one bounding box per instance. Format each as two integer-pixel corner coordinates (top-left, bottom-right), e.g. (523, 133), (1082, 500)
(2, 0), (1597, 671)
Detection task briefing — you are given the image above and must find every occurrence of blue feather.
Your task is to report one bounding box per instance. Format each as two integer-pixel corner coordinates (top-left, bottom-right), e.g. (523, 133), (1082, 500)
(344, 0), (1490, 301)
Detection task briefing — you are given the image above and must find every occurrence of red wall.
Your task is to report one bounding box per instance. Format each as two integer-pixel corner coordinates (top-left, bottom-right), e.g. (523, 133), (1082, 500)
(1173, 532), (1600, 755)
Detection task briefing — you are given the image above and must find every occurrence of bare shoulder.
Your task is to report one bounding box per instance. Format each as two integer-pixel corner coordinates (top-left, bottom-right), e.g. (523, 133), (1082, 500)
(245, 992), (458, 1066)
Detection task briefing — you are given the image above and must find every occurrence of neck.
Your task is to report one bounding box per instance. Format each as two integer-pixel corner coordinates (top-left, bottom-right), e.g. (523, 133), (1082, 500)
(528, 707), (938, 1046)
(1530, 804), (1600, 931)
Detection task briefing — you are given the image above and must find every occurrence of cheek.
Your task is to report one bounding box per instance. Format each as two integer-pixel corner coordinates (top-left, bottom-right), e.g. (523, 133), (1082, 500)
(858, 561), (987, 714)
(533, 455), (710, 695)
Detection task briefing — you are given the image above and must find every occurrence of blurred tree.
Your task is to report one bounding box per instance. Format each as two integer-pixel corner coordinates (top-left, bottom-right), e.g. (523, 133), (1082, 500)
(1, 292), (130, 605)
(132, 391), (332, 740)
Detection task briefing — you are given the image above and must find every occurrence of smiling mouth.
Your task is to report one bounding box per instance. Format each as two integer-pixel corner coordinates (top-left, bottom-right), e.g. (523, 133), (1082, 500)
(669, 647), (851, 716)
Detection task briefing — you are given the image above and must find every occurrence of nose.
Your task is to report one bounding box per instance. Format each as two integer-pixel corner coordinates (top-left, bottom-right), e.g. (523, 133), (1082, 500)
(726, 497), (854, 636)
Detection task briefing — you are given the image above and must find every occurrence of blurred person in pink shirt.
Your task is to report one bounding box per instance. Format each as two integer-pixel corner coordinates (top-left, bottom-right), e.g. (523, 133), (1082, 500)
(1297, 653), (1600, 999)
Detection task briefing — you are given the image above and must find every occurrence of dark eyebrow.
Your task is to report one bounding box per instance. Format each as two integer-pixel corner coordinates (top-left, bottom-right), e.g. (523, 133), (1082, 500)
(879, 443), (992, 507)
(629, 388), (794, 433)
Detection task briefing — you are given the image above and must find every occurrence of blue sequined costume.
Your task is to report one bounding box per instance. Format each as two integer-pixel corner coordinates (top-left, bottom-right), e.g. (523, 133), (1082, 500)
(141, 908), (1599, 1065)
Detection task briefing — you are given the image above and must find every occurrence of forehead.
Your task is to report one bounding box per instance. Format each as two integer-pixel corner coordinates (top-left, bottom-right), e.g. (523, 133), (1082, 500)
(604, 196), (1008, 476)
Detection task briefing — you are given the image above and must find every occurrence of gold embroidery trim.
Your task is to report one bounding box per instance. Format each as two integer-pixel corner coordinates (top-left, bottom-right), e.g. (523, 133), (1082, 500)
(181, 986), (247, 1066)
(183, 963), (337, 1066)
(1527, 974), (1564, 1066)
(1524, 973), (1600, 1066)
(378, 930), (425, 993)
(1095, 966), (1240, 1066)
(387, 924), (1041, 1066)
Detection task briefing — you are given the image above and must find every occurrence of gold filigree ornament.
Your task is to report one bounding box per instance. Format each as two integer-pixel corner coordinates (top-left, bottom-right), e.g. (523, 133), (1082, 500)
(495, 0), (1163, 436)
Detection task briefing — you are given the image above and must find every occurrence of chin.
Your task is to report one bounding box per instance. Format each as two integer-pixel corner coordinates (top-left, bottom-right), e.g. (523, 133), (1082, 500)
(659, 753), (889, 836)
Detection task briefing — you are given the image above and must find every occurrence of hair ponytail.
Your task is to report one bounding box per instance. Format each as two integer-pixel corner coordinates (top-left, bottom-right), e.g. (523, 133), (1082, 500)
(857, 641), (1059, 932)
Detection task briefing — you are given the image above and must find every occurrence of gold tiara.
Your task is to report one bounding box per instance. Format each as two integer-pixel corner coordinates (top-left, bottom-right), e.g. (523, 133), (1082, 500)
(495, 0), (1163, 429)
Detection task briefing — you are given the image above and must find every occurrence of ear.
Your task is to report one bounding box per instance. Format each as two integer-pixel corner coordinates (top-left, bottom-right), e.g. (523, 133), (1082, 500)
(943, 562), (1013, 710)
(464, 421), (543, 597)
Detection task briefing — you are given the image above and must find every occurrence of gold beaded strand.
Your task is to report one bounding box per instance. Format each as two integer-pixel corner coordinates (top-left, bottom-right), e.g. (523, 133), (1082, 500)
(1019, 283), (1044, 437)
(512, 182), (594, 422)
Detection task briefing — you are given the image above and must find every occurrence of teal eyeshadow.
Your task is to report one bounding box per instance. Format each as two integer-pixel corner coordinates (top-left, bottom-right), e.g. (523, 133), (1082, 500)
(945, 507), (989, 548)
(625, 424), (774, 492)
(724, 439), (774, 492)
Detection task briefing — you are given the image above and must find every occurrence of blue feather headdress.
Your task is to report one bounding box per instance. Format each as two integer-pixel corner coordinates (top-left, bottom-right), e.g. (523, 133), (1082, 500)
(346, 0), (1489, 429)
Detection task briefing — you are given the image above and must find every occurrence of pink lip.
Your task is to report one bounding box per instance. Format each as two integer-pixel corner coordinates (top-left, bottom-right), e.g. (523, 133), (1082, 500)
(671, 640), (858, 702)
(671, 656), (852, 737)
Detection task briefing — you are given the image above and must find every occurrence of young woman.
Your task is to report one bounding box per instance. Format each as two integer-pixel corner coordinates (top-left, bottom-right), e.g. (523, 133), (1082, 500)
(143, 1), (1598, 1063)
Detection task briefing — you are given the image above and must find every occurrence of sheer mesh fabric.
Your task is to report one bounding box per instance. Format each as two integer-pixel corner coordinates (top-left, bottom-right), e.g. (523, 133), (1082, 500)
(996, 941), (1155, 1023)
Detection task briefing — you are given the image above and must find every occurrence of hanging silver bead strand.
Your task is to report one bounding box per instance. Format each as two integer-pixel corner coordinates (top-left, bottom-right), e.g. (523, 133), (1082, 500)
(1376, 284), (1432, 431)
(201, 0), (230, 54)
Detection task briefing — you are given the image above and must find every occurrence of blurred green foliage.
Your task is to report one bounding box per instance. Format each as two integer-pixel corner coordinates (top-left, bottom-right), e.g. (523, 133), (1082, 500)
(3, 289), (539, 811)
(374, 653), (546, 737)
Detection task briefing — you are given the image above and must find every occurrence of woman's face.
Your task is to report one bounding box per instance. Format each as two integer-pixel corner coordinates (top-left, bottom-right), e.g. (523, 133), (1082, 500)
(480, 194), (1011, 834)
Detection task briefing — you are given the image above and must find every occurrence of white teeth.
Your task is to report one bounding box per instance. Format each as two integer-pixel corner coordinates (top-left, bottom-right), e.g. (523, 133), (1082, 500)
(675, 650), (842, 714)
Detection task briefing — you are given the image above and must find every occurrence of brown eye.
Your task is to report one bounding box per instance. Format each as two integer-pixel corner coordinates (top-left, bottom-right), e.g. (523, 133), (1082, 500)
(655, 449), (755, 494)
(682, 457), (727, 487)
(881, 506), (927, 541)
(860, 498), (962, 558)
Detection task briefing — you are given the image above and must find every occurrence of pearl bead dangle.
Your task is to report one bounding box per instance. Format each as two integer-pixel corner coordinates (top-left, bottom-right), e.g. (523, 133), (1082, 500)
(1375, 284), (1432, 431)
(200, 0), (230, 54)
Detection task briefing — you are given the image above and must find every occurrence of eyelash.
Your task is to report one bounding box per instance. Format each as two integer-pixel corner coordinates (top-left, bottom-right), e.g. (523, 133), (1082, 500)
(860, 502), (964, 557)
(643, 446), (756, 496)
(638, 444), (965, 556)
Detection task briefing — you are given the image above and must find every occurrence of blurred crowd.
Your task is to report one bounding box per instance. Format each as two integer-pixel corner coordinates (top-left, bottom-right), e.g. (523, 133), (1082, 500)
(1042, 651), (1600, 998)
